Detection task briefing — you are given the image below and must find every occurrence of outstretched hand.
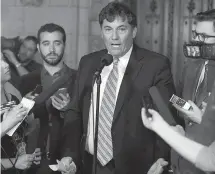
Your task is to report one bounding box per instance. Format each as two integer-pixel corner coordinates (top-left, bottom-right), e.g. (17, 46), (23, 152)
(58, 157), (76, 174)
(147, 158), (168, 174)
(173, 100), (205, 124)
(2, 49), (19, 65)
(141, 108), (165, 131)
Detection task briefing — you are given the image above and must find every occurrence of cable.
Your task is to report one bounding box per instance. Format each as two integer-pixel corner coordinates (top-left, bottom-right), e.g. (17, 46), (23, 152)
(1, 146), (15, 168)
(1, 163), (6, 170)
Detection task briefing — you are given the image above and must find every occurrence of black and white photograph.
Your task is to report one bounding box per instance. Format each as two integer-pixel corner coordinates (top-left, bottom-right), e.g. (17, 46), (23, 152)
(1, 0), (215, 174)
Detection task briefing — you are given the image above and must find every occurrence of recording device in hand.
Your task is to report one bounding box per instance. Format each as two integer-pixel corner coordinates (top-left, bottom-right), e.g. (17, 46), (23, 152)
(149, 86), (175, 124)
(169, 94), (192, 110)
(54, 88), (68, 99)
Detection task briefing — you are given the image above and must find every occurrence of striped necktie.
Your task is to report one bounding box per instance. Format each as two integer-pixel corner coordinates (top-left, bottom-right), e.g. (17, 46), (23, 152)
(97, 58), (119, 166)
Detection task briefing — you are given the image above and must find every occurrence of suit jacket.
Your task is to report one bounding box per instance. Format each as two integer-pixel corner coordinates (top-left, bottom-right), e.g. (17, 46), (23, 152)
(62, 45), (177, 174)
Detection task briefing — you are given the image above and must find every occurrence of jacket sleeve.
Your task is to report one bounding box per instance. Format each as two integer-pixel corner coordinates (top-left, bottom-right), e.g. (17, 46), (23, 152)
(60, 60), (84, 170)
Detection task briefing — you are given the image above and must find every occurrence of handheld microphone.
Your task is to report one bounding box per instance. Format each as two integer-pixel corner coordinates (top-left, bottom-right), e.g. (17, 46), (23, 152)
(33, 73), (73, 107)
(94, 54), (113, 77)
(149, 86), (175, 124)
(142, 95), (153, 118)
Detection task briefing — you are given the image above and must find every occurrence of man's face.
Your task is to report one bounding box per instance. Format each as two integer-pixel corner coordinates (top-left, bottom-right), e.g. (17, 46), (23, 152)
(38, 31), (65, 66)
(192, 21), (215, 44)
(101, 16), (137, 58)
(1, 54), (11, 83)
(18, 40), (37, 63)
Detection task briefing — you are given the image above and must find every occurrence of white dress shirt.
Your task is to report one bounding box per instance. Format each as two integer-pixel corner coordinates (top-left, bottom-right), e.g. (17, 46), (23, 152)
(86, 45), (133, 155)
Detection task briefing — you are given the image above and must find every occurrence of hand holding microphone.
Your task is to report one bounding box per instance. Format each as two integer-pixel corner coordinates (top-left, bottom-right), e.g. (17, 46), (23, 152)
(141, 108), (166, 131)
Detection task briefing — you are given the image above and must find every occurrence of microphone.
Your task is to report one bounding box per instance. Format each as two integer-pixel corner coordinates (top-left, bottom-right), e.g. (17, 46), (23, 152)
(149, 86), (175, 124)
(33, 73), (73, 107)
(94, 54), (113, 77)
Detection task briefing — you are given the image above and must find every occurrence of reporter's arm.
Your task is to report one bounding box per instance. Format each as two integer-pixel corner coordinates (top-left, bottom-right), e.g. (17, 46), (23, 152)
(1, 121), (13, 138)
(195, 141), (215, 172)
(2, 49), (29, 76)
(142, 108), (215, 172)
(153, 120), (204, 165)
(15, 63), (29, 76)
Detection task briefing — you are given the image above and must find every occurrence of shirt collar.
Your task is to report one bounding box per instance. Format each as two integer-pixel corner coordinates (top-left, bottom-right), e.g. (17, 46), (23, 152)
(42, 63), (69, 77)
(119, 44), (133, 62)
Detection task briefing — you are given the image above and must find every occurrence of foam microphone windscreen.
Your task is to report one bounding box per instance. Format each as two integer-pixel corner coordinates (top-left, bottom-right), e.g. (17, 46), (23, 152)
(149, 86), (175, 124)
(101, 54), (113, 66)
(34, 74), (71, 106)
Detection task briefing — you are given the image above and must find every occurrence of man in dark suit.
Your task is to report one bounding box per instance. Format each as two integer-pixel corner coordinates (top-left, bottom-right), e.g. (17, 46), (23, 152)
(60, 2), (177, 174)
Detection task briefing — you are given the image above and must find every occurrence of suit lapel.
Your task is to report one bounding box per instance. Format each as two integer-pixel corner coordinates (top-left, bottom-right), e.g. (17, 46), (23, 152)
(113, 46), (144, 124)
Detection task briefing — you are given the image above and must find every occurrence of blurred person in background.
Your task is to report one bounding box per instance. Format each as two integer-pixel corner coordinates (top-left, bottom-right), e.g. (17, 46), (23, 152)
(1, 53), (41, 173)
(1, 36), (42, 88)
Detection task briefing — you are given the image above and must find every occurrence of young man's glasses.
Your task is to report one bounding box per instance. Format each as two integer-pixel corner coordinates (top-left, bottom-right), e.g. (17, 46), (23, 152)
(192, 30), (215, 42)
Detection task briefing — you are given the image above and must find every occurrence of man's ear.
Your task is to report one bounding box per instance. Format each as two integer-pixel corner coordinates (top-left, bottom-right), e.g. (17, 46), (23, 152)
(100, 24), (104, 39)
(132, 27), (137, 38)
(100, 30), (104, 39)
(37, 44), (40, 53)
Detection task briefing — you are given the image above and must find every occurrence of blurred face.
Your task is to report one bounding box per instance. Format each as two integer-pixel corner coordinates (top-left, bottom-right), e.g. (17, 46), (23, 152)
(38, 31), (65, 66)
(18, 40), (37, 62)
(101, 16), (137, 58)
(192, 21), (215, 44)
(1, 54), (11, 83)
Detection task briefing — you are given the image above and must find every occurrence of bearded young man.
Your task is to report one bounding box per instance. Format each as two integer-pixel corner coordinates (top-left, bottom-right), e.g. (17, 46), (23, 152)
(23, 23), (77, 174)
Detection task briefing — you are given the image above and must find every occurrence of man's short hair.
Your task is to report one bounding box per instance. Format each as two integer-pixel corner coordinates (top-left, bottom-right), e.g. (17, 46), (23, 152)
(24, 36), (38, 44)
(37, 23), (66, 43)
(195, 9), (215, 30)
(24, 36), (38, 52)
(99, 2), (137, 28)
